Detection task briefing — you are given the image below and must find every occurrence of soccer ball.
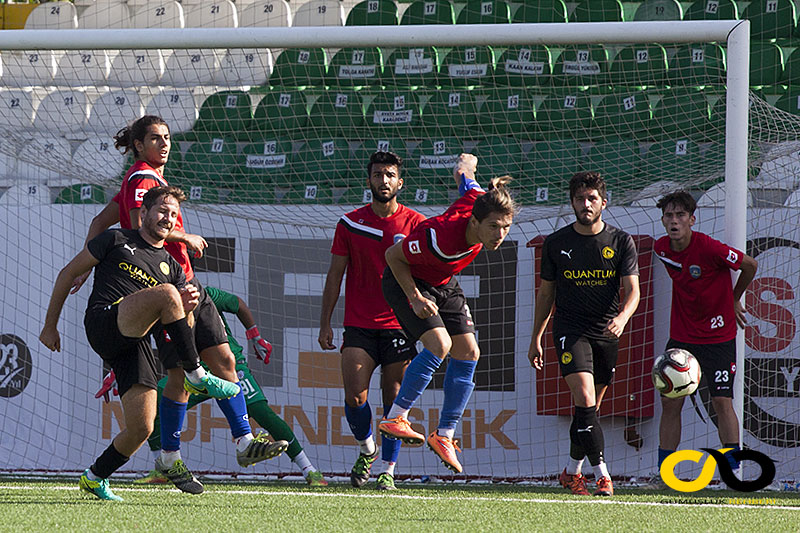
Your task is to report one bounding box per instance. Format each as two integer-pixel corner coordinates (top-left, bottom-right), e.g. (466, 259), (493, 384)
(651, 348), (702, 399)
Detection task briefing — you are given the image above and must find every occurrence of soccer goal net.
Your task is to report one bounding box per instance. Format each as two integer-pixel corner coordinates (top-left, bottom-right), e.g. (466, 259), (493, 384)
(0, 14), (797, 485)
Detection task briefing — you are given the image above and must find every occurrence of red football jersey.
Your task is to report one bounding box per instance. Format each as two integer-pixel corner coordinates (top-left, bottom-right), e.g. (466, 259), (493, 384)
(332, 203), (426, 329)
(112, 160), (194, 281)
(654, 231), (744, 344)
(401, 188), (483, 287)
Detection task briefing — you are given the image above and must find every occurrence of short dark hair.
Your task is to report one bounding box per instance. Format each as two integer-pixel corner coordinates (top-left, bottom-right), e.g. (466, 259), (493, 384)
(367, 151), (403, 177)
(569, 171), (607, 201)
(142, 186), (185, 211)
(114, 115), (169, 158)
(656, 190), (696, 215)
(472, 175), (517, 222)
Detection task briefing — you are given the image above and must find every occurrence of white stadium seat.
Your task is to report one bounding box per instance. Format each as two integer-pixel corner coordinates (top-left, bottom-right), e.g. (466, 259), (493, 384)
(630, 180), (680, 207)
(784, 188), (800, 207)
(0, 182), (51, 205)
(215, 48), (274, 86)
(184, 0), (239, 27)
(107, 49), (166, 87)
(34, 89), (90, 133)
(53, 50), (113, 86)
(293, 0), (346, 26)
(238, 0), (292, 27)
(131, 1), (185, 28)
(16, 136), (73, 184)
(0, 89), (39, 130)
(72, 136), (128, 181)
(78, 1), (133, 29)
(160, 49), (223, 87)
(24, 1), (78, 29)
(697, 182), (754, 207)
(143, 88), (198, 134)
(86, 89), (145, 134)
(0, 138), (20, 184)
(2, 50), (60, 87)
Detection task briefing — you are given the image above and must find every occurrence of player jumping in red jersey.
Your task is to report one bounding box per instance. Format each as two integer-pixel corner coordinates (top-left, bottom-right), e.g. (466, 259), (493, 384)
(378, 154), (516, 474)
(648, 190), (757, 488)
(319, 151), (425, 490)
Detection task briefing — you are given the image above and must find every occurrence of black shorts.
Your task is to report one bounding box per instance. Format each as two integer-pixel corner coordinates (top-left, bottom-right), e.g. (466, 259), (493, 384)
(85, 303), (159, 397)
(382, 266), (475, 342)
(553, 329), (619, 385)
(666, 339), (736, 398)
(342, 326), (415, 366)
(157, 280), (228, 369)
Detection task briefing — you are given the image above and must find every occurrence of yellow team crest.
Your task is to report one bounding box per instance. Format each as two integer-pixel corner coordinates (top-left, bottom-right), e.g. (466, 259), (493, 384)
(159, 262), (170, 275)
(602, 246), (615, 259)
(561, 352), (573, 365)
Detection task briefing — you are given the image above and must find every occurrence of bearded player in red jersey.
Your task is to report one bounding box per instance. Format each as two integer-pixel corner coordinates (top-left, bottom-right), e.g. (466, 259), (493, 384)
(71, 116), (285, 494)
(648, 190), (757, 488)
(319, 151), (426, 490)
(378, 154), (516, 474)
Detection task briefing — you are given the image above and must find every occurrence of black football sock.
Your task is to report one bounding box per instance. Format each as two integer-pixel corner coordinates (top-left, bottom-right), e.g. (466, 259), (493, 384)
(162, 317), (201, 371)
(90, 442), (130, 480)
(575, 406), (605, 467)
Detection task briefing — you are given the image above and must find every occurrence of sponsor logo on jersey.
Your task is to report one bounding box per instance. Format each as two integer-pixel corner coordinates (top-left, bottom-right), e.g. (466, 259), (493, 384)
(119, 261), (159, 287)
(408, 240), (421, 254)
(124, 244), (136, 255)
(601, 246), (615, 259)
(689, 265), (702, 279)
(727, 249), (739, 264)
(560, 249), (572, 259)
(159, 262), (170, 275)
(135, 188), (148, 202)
(0, 334), (33, 398)
(393, 233), (407, 244)
(561, 351), (572, 364)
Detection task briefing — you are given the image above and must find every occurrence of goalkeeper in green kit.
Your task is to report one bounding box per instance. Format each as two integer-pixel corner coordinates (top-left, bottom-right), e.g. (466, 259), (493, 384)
(100, 286), (327, 486)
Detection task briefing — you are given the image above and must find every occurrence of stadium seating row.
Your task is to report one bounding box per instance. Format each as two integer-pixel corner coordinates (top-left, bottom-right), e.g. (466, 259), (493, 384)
(18, 0), (800, 42)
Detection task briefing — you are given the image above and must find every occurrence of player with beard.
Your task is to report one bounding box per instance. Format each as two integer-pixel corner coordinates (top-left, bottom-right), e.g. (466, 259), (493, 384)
(319, 151), (426, 490)
(528, 171), (640, 496)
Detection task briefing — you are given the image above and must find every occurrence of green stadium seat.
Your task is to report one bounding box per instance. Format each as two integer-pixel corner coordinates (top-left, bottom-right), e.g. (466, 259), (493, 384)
(406, 137), (463, 183)
(749, 41), (784, 88)
(270, 48), (328, 87)
(400, 0), (455, 24)
(179, 137), (239, 194)
(552, 45), (610, 87)
(345, 0), (399, 25)
(523, 140), (582, 205)
(455, 0), (511, 24)
(478, 87), (534, 136)
(667, 43), (726, 86)
(439, 46), (496, 87)
(296, 138), (351, 191)
(683, 0), (738, 20)
(494, 45), (553, 87)
(583, 139), (640, 198)
(511, 0), (568, 23)
(593, 90), (652, 139)
(707, 94), (726, 141)
(366, 89), (422, 138)
(775, 87), (800, 117)
(780, 46), (800, 85)
(609, 44), (668, 88)
(640, 139), (700, 183)
(569, 0), (624, 22)
(420, 88), (480, 138)
(742, 0), (797, 40)
(232, 138), (295, 203)
(651, 88), (712, 141)
(308, 90), (365, 137)
(54, 183), (107, 204)
(327, 47), (384, 87)
(194, 90), (253, 136)
(474, 136), (525, 179)
(251, 89), (309, 139)
(534, 90), (594, 140)
(633, 0), (683, 20)
(383, 46), (440, 87)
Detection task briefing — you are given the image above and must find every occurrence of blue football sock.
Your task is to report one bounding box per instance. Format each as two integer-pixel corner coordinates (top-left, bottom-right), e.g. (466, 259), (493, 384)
(381, 403), (402, 463)
(215, 383), (250, 439)
(394, 348), (442, 410)
(658, 447), (675, 470)
(344, 401), (373, 441)
(723, 443), (741, 471)
(160, 397), (187, 452)
(439, 359), (477, 431)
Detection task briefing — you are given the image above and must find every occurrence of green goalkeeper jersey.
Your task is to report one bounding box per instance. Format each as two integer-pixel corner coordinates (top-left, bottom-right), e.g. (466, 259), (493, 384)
(204, 286), (246, 364)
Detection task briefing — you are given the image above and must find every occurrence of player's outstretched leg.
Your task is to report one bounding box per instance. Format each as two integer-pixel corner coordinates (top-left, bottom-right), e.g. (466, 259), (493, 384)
(237, 432), (289, 467)
(183, 371), (240, 399)
(378, 416), (425, 445)
(79, 469), (123, 502)
(154, 456), (204, 494)
(426, 432), (463, 473)
(350, 448), (380, 488)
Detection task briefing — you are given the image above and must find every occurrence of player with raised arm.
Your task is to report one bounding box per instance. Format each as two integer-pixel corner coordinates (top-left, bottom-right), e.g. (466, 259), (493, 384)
(647, 191), (758, 489)
(72, 115), (285, 495)
(319, 151), (425, 490)
(40, 187), (240, 501)
(378, 154), (516, 474)
(528, 172), (640, 497)
(134, 285), (325, 486)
